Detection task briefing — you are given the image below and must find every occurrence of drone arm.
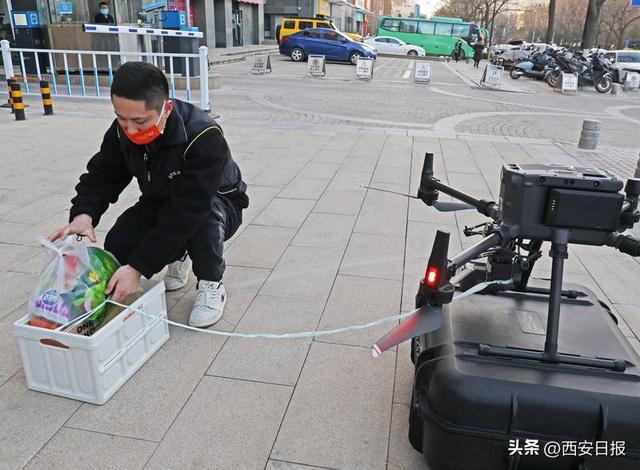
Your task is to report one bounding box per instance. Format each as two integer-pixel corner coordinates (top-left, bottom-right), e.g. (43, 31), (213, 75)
(430, 180), (500, 219)
(419, 153), (500, 220)
(606, 233), (640, 257)
(448, 232), (504, 275)
(619, 179), (640, 230)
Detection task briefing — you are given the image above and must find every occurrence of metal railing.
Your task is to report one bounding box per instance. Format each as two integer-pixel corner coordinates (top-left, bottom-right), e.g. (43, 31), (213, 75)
(0, 39), (210, 112)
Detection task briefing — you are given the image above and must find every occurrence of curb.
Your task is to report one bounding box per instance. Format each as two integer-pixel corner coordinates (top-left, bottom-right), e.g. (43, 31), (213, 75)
(210, 47), (280, 66)
(210, 57), (247, 65)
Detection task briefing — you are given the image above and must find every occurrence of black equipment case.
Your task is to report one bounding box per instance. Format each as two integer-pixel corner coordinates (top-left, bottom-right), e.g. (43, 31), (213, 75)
(409, 284), (640, 470)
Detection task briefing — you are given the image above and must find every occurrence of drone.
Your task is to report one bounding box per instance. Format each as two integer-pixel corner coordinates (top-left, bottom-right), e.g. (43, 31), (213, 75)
(373, 153), (640, 372)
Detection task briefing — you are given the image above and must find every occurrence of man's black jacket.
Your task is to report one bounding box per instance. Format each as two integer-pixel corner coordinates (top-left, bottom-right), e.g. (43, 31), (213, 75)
(70, 99), (248, 278)
(94, 13), (115, 23)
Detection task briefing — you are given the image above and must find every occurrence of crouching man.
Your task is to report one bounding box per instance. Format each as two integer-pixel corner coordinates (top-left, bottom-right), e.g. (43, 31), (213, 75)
(49, 62), (249, 327)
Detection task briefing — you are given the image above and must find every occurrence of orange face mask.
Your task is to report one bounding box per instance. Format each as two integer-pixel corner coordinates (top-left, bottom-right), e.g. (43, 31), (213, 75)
(123, 103), (167, 145)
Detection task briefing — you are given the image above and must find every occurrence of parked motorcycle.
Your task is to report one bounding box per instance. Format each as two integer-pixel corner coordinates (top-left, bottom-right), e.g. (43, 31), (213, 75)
(546, 50), (613, 93)
(490, 48), (505, 66)
(509, 50), (555, 80)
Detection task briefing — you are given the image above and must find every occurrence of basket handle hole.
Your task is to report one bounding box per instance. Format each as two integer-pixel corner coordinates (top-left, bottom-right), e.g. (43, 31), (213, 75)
(40, 339), (70, 349)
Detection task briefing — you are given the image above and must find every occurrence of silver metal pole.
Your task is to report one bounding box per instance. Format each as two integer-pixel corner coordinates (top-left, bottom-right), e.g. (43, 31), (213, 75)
(185, 0), (191, 27)
(0, 39), (14, 78)
(198, 45), (209, 112)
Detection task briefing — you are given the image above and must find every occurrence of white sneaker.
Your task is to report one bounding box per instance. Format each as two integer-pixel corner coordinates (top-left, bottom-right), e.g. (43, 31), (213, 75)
(189, 280), (226, 327)
(164, 256), (192, 291)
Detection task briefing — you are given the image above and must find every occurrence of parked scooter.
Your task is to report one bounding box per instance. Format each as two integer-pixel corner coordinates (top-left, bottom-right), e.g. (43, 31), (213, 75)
(546, 50), (613, 93)
(509, 50), (555, 80)
(490, 48), (504, 66)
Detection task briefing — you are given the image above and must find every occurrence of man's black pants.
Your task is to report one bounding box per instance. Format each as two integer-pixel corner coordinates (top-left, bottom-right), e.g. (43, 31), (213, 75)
(104, 195), (243, 281)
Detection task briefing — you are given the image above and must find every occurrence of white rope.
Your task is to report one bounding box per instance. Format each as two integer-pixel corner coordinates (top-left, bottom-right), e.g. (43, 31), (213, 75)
(101, 279), (510, 340)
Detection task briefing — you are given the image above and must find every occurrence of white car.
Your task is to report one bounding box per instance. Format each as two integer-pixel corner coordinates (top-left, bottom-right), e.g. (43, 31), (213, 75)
(604, 50), (640, 83)
(364, 36), (425, 56)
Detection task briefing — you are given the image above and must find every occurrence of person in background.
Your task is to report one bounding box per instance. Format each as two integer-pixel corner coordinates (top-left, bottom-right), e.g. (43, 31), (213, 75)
(94, 1), (115, 24)
(452, 39), (463, 63)
(473, 37), (485, 68)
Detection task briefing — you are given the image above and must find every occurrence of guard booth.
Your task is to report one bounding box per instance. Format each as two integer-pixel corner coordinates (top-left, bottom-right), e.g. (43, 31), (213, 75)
(10, 0), (50, 74)
(161, 9), (198, 75)
(9, 0), (198, 71)
(2, 0), (201, 79)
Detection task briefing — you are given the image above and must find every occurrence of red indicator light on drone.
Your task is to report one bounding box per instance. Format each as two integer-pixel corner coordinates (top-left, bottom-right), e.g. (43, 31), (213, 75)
(425, 266), (439, 287)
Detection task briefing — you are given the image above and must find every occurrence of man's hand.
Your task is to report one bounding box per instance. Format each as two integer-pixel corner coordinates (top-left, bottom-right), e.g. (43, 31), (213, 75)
(106, 265), (141, 303)
(48, 214), (97, 243)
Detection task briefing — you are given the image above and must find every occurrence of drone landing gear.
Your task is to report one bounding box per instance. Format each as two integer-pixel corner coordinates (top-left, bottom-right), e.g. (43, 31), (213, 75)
(477, 229), (627, 372)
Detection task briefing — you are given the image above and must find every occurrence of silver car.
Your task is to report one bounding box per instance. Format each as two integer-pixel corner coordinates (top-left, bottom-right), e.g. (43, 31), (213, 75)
(364, 36), (425, 56)
(605, 50), (640, 83)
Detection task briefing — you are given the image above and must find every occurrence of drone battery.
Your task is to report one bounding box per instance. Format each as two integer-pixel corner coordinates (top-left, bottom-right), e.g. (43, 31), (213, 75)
(409, 285), (640, 470)
(545, 188), (624, 231)
(499, 164), (625, 244)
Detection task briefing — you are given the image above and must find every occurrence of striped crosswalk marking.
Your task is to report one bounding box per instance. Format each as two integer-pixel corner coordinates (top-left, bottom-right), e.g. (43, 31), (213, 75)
(402, 60), (414, 79)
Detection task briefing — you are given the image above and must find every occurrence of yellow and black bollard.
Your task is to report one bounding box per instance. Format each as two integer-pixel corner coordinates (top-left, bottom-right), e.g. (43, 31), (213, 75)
(10, 82), (25, 121)
(5, 78), (15, 113)
(39, 80), (53, 115)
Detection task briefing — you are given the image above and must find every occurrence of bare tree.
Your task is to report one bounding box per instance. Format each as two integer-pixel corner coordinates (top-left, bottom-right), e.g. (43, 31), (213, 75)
(435, 0), (515, 43)
(512, 3), (548, 43)
(545, 0), (557, 43)
(484, 0), (515, 43)
(514, 0), (589, 45)
(555, 0), (588, 44)
(582, 0), (607, 48)
(434, 0), (484, 24)
(600, 0), (640, 48)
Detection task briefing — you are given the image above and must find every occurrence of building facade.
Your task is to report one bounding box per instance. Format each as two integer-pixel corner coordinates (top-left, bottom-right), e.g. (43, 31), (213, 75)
(0, 0), (263, 51)
(330, 0), (371, 35)
(264, 0), (372, 39)
(196, 0), (264, 47)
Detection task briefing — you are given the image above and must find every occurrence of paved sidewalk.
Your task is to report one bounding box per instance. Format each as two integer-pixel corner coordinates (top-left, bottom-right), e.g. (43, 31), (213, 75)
(1, 93), (640, 470)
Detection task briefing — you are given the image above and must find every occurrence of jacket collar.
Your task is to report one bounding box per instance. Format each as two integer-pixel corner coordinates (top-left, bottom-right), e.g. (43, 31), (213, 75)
(160, 99), (189, 148)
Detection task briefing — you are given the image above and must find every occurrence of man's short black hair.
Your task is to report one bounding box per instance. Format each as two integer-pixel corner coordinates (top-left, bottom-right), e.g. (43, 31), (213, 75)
(98, 1), (108, 6)
(110, 62), (169, 112)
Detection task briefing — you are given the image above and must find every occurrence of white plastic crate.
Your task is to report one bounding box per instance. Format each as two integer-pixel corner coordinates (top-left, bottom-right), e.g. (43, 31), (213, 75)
(13, 279), (170, 404)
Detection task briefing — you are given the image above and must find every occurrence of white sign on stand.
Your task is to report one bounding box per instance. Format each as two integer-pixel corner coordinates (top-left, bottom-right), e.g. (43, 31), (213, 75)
(250, 53), (272, 74)
(414, 61), (431, 83)
(355, 57), (374, 80)
(625, 72), (640, 90)
(480, 64), (503, 88)
(307, 55), (326, 77)
(561, 72), (578, 94)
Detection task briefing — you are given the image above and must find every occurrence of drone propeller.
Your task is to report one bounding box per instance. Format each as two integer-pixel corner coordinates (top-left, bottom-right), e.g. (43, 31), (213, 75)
(373, 230), (452, 357)
(431, 201), (475, 212)
(357, 185), (475, 213)
(372, 306), (443, 357)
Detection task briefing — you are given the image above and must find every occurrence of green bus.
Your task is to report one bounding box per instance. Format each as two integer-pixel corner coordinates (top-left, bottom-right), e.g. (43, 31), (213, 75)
(376, 16), (485, 59)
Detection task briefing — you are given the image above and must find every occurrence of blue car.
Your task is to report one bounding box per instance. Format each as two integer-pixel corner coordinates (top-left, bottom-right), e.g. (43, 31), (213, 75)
(279, 28), (376, 65)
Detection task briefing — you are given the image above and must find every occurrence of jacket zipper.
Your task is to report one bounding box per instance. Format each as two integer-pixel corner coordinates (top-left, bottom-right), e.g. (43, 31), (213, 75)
(143, 147), (151, 183)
